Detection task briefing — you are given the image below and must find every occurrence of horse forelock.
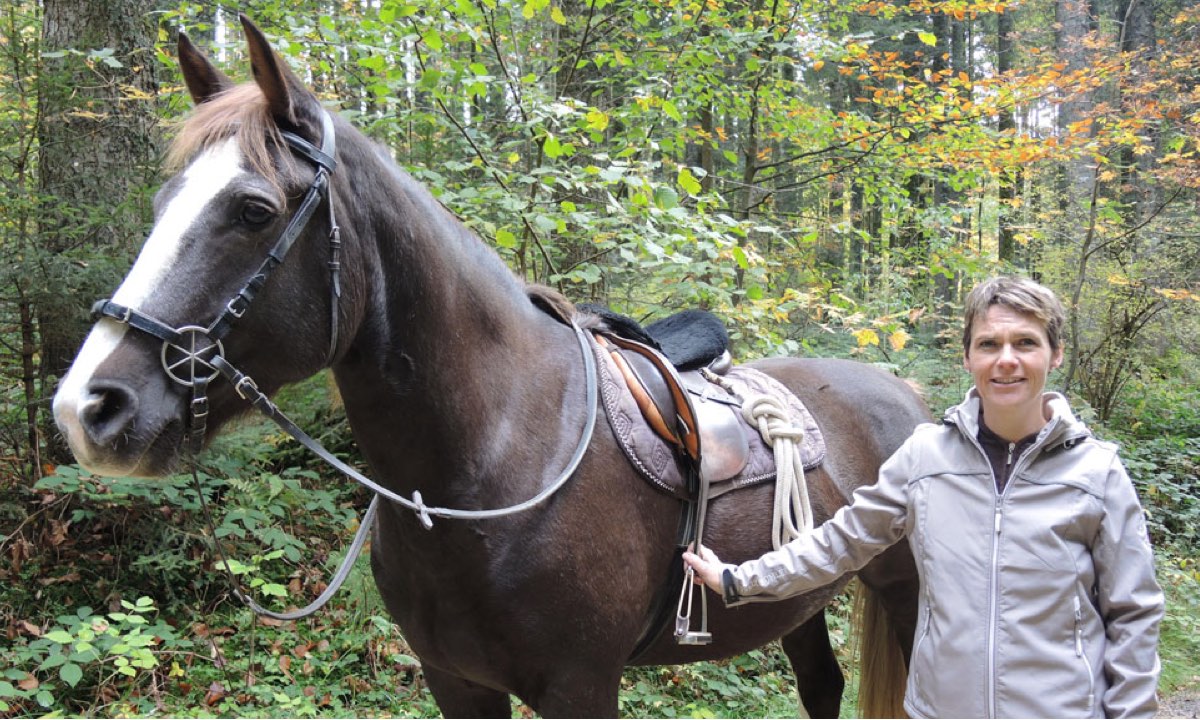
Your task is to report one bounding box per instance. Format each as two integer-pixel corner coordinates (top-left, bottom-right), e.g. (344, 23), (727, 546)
(166, 84), (293, 192)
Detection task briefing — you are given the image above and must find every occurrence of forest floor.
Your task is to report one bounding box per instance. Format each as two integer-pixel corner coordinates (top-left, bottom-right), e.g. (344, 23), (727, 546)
(1160, 687), (1200, 718)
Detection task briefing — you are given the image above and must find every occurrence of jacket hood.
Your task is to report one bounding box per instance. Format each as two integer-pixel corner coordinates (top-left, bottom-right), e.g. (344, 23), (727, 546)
(943, 387), (1092, 450)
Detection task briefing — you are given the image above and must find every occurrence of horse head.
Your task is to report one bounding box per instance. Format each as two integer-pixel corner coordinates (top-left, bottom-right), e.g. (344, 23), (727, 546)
(53, 16), (346, 477)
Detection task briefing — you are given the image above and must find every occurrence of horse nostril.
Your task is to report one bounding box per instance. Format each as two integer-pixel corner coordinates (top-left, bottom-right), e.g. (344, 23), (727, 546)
(79, 380), (139, 446)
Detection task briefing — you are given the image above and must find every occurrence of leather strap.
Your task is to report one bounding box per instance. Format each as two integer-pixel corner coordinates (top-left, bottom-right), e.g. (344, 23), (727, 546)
(603, 333), (701, 462)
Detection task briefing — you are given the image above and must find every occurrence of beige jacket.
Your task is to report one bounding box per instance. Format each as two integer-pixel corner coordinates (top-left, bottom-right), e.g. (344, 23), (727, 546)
(723, 390), (1164, 718)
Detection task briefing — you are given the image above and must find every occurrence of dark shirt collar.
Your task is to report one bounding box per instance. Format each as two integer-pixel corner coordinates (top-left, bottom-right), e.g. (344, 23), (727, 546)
(977, 410), (1040, 492)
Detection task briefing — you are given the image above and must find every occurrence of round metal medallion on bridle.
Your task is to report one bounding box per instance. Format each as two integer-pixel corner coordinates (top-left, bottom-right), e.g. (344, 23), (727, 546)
(161, 326), (224, 387)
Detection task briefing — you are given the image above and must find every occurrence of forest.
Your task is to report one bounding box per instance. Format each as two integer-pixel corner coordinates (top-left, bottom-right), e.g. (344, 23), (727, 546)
(1, 0), (1197, 716)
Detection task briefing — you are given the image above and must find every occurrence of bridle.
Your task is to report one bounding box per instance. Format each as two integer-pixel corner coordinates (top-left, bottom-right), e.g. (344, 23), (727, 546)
(93, 110), (344, 454)
(91, 110), (599, 619)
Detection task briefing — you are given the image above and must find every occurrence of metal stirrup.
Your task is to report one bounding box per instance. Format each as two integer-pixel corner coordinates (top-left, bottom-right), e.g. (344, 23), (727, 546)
(675, 468), (713, 645)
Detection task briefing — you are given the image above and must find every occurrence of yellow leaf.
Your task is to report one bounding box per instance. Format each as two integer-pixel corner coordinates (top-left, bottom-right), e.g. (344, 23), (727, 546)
(889, 329), (910, 352)
(853, 328), (880, 347)
(170, 661), (185, 678)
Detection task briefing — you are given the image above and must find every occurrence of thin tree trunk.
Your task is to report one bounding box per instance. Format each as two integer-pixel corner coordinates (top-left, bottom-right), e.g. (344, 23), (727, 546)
(997, 4), (1021, 265)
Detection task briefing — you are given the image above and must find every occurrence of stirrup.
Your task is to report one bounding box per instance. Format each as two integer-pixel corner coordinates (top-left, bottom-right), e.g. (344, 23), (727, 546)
(674, 565), (713, 645)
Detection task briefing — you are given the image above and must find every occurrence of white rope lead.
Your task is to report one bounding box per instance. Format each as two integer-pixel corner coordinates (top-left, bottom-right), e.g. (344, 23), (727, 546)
(742, 394), (814, 550)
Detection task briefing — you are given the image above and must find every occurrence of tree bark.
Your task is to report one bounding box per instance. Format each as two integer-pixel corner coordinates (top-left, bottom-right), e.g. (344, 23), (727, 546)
(1055, 0), (1098, 217)
(997, 4), (1021, 265)
(36, 0), (162, 460)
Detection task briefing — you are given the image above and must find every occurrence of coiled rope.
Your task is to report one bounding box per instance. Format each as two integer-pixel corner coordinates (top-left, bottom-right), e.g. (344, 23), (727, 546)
(742, 394), (814, 549)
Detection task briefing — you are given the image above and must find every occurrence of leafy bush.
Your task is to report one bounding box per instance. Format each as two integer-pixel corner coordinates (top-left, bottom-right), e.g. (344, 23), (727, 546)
(1122, 436), (1200, 551)
(0, 597), (186, 715)
(1156, 549), (1200, 694)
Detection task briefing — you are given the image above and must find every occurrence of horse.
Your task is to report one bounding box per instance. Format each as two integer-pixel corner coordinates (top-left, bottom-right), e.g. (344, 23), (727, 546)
(52, 16), (928, 718)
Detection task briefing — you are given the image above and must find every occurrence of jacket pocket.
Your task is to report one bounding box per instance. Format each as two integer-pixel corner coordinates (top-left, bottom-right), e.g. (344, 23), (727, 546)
(1073, 595), (1097, 715)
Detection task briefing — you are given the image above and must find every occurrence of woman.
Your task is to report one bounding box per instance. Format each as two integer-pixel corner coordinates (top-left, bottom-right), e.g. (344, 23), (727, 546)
(684, 276), (1164, 718)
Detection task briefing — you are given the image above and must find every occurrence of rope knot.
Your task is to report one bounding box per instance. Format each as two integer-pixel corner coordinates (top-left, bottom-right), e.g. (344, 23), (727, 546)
(741, 393), (814, 550)
(411, 490), (434, 530)
(743, 395), (805, 445)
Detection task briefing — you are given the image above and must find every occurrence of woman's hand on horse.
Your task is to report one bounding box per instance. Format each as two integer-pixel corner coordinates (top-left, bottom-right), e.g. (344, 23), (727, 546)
(683, 543), (725, 594)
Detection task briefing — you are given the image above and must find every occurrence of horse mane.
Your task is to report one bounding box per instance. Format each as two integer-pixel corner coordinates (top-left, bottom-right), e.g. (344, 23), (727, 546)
(165, 84), (293, 191)
(526, 285), (577, 326)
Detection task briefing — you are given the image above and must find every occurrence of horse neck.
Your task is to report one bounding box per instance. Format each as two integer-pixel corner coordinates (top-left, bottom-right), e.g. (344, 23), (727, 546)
(329, 129), (585, 499)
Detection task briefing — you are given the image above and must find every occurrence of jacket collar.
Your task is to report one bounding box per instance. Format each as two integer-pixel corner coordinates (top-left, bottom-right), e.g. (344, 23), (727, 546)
(944, 387), (1092, 451)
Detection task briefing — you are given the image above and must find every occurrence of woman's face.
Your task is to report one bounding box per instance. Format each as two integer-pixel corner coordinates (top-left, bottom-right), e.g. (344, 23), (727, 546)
(964, 304), (1064, 435)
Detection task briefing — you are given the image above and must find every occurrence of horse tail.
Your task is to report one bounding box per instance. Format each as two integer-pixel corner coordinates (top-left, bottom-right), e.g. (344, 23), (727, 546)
(852, 581), (909, 719)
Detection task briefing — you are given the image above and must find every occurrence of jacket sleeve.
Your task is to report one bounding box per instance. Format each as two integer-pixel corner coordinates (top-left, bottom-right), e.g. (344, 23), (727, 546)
(1093, 451), (1164, 719)
(722, 433), (916, 606)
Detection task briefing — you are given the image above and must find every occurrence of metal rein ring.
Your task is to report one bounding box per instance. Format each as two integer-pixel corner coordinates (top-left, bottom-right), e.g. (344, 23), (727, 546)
(161, 326), (225, 387)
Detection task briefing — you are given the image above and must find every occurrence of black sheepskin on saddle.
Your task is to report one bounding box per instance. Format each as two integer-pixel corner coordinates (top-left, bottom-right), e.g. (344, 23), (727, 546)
(579, 305), (730, 370)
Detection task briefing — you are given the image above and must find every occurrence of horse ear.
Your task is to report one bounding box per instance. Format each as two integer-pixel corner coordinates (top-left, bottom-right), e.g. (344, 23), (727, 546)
(177, 32), (232, 105)
(239, 14), (323, 136)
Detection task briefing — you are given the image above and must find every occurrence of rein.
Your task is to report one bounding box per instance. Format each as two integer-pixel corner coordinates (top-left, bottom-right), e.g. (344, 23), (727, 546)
(94, 111), (600, 619)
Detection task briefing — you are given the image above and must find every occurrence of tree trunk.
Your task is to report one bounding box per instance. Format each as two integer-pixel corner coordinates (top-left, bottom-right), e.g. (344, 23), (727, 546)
(36, 0), (162, 461)
(997, 3), (1021, 265)
(1117, 0), (1160, 238)
(1054, 0), (1098, 218)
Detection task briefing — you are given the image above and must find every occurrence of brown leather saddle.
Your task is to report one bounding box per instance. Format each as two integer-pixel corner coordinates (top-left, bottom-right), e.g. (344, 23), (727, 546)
(591, 330), (826, 503)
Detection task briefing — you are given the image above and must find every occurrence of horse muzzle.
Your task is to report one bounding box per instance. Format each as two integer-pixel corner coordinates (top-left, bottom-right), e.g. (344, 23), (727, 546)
(53, 322), (188, 477)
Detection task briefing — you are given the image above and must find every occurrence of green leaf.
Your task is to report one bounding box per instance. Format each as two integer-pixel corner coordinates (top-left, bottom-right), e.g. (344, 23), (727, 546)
(422, 30), (444, 51)
(662, 100), (683, 123)
(551, 5), (567, 24)
(45, 630), (73, 644)
(677, 168), (702, 195)
(59, 664), (83, 688)
(261, 583), (288, 598)
(732, 246), (749, 270)
(37, 654), (68, 671)
(543, 134), (563, 158)
(494, 229), (518, 248)
(917, 31), (937, 47)
(654, 186), (679, 209)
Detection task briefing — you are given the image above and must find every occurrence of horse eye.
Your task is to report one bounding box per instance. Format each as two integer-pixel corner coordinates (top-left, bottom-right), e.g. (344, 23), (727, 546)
(240, 201), (275, 227)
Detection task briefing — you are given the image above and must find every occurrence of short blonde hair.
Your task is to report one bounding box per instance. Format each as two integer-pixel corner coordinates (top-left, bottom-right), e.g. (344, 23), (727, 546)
(963, 276), (1066, 354)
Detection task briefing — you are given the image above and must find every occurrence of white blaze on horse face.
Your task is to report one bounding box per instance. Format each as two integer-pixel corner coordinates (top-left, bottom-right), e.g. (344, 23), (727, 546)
(52, 139), (246, 460)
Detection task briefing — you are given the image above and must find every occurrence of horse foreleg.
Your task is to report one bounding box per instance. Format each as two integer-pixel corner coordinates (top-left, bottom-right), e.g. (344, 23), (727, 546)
(526, 664), (622, 719)
(422, 665), (512, 719)
(781, 611), (844, 719)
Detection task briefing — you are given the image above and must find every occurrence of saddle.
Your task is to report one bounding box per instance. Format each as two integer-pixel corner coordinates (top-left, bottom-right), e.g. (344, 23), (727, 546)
(589, 311), (826, 503)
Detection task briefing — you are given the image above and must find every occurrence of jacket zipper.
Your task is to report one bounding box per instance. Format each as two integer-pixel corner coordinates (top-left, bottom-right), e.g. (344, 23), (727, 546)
(1074, 596), (1097, 714)
(987, 502), (1002, 718)
(984, 438), (1035, 718)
